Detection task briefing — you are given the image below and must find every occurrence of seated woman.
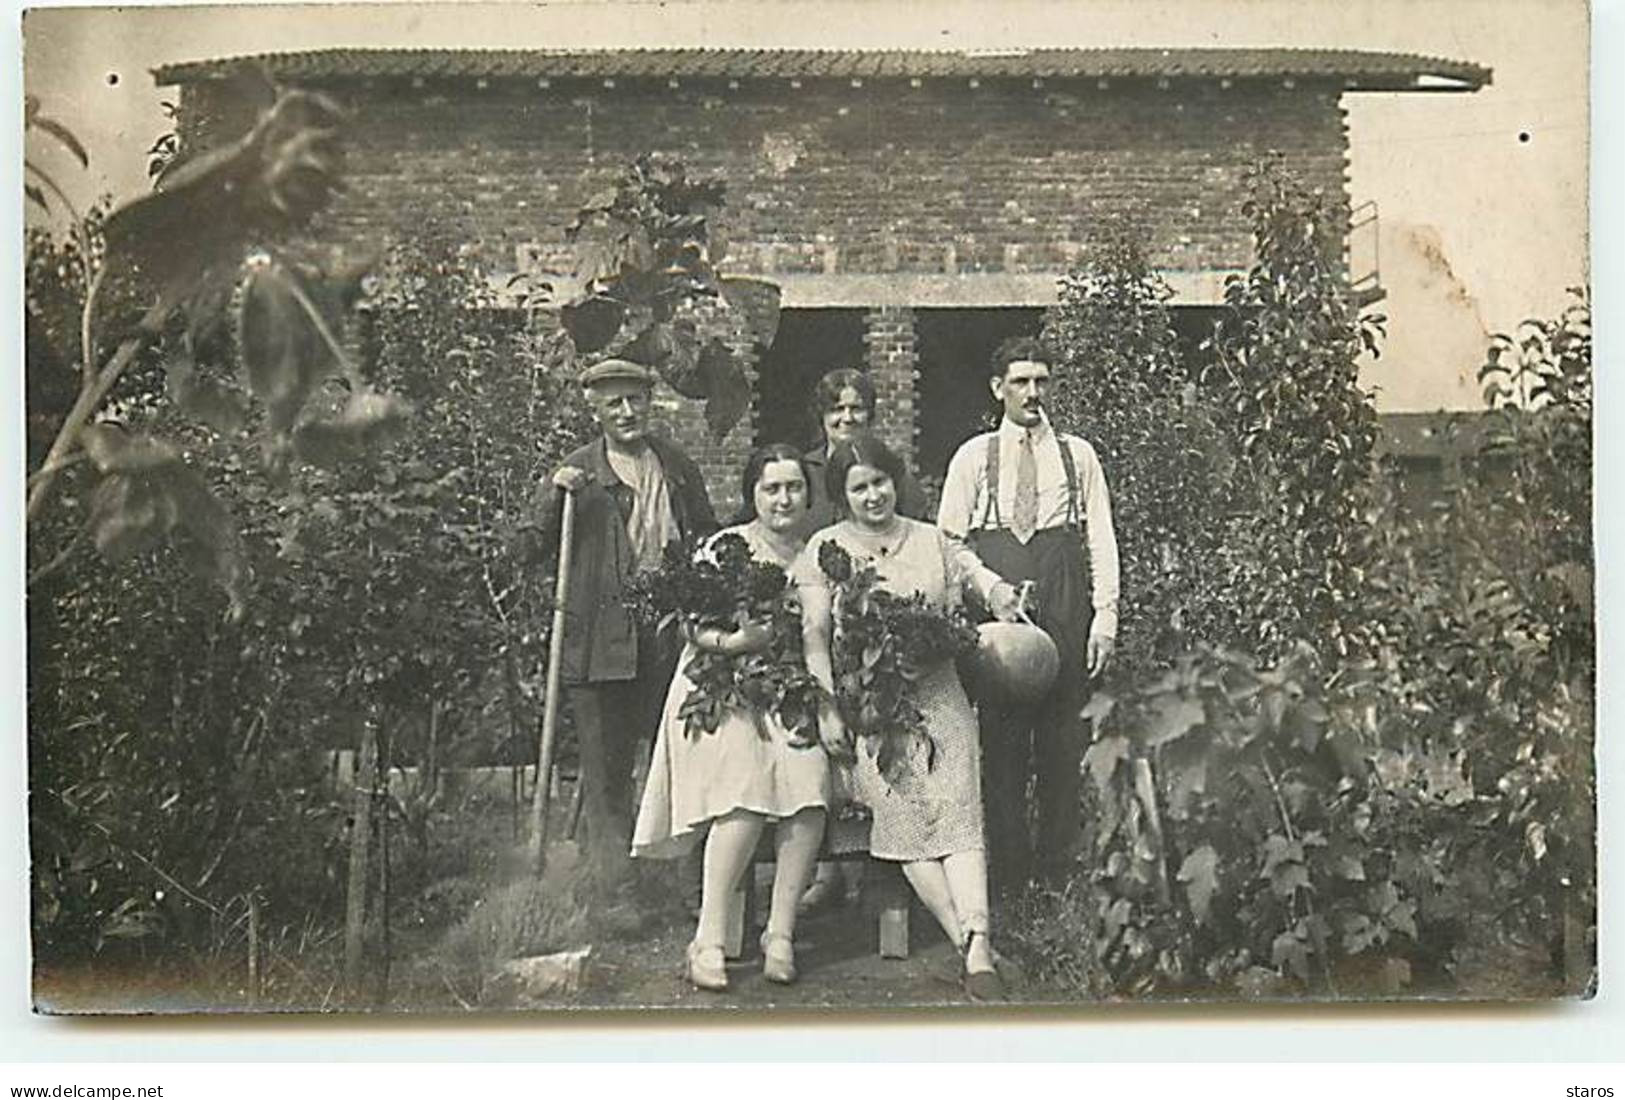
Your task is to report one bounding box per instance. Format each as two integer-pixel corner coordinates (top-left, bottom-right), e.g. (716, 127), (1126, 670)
(799, 367), (928, 913)
(632, 444), (833, 992)
(792, 432), (1021, 1001)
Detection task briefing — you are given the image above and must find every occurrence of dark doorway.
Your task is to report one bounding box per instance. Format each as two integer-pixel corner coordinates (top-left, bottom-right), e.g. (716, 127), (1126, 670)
(914, 307), (1045, 484)
(756, 309), (868, 453)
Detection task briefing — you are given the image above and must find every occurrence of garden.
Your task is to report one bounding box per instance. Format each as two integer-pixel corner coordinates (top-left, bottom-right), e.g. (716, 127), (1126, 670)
(23, 88), (1594, 1010)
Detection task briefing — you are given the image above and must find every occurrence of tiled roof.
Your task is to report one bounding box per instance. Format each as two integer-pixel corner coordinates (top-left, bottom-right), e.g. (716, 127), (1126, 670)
(153, 47), (1490, 91)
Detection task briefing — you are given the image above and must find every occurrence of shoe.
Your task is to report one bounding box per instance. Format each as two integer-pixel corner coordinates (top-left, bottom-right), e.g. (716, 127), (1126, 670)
(685, 942), (728, 992)
(796, 875), (842, 916)
(760, 931), (797, 985)
(962, 931), (1007, 1003)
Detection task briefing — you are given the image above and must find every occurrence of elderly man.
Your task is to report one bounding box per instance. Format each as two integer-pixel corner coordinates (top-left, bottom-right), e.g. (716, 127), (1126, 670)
(937, 337), (1120, 895)
(537, 359), (718, 897)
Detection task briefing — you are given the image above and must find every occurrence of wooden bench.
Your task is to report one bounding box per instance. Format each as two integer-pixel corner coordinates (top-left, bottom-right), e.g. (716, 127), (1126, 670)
(725, 812), (911, 960)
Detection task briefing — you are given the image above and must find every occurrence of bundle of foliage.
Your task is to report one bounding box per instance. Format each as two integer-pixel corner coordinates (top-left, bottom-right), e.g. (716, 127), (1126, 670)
(817, 541), (979, 782)
(1200, 154), (1384, 661)
(1040, 226), (1236, 675)
(626, 534), (821, 742)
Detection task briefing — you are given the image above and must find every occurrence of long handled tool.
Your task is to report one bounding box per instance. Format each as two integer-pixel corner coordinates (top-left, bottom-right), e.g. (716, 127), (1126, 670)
(528, 486), (576, 875)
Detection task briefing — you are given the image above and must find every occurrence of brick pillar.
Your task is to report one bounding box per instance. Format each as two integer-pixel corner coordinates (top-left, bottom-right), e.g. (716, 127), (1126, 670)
(862, 305), (919, 471)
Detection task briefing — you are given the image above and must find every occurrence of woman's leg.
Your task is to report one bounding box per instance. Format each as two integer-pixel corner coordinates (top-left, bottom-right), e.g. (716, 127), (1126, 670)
(694, 810), (766, 949)
(901, 858), (964, 950)
(766, 808), (826, 942)
(943, 848), (994, 972)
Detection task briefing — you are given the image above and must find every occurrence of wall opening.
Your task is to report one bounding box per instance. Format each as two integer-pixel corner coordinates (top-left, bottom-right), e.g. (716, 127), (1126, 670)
(756, 308), (868, 453)
(914, 307), (1045, 486)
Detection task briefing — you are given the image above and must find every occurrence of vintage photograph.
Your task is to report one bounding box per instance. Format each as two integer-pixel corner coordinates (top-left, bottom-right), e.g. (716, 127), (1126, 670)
(20, 0), (1593, 1014)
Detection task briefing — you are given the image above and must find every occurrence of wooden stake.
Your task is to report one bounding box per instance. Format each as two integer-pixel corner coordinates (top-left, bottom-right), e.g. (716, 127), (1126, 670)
(246, 892), (260, 1008)
(343, 714), (379, 997)
(1133, 756), (1173, 906)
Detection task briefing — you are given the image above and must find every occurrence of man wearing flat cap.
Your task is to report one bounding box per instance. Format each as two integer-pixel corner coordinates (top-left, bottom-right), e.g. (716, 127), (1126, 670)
(535, 359), (718, 899)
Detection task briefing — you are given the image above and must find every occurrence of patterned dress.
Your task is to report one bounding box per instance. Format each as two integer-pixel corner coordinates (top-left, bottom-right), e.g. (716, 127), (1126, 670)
(631, 523), (832, 860)
(792, 518), (1004, 862)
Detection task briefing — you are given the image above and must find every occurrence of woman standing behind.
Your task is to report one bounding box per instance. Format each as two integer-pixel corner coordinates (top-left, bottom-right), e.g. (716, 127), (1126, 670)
(632, 445), (833, 992)
(802, 369), (927, 533)
(793, 433), (1021, 1001)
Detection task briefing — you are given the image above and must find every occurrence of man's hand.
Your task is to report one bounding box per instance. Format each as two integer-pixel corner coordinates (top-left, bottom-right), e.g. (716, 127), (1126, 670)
(988, 582), (1024, 623)
(551, 465), (588, 493)
(1087, 632), (1115, 679)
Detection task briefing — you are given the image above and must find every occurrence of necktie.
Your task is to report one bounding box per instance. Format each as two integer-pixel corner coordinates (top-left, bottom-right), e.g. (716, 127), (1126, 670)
(1011, 430), (1039, 544)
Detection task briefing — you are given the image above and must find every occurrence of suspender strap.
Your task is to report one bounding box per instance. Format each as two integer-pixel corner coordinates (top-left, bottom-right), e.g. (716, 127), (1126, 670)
(1056, 433), (1082, 529)
(980, 433), (1001, 529)
(978, 429), (1083, 532)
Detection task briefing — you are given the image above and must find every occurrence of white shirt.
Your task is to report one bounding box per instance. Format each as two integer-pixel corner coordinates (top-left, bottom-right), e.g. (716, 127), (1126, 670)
(937, 413), (1121, 641)
(605, 443), (679, 575)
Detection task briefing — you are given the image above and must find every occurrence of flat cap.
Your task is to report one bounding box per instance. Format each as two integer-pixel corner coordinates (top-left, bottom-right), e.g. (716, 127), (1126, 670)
(578, 358), (657, 390)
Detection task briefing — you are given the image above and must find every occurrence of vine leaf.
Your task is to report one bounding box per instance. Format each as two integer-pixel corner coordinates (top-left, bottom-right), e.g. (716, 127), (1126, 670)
(1138, 692), (1204, 748)
(1176, 845), (1219, 925)
(1083, 734), (1130, 794)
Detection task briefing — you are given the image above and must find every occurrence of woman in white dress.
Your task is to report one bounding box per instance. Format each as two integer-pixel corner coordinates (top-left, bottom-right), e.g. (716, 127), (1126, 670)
(632, 444), (833, 992)
(793, 432), (1022, 1001)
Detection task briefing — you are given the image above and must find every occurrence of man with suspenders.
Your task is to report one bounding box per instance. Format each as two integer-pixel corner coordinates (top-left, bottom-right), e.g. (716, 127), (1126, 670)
(937, 337), (1121, 896)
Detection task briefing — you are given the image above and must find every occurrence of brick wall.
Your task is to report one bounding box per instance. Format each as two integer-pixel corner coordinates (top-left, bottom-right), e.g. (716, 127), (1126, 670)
(178, 72), (1352, 513)
(183, 77), (1351, 285)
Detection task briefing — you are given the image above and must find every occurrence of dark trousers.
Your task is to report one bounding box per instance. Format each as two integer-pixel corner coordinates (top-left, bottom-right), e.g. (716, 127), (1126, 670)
(566, 633), (675, 886)
(979, 675), (1091, 893)
(968, 525), (1094, 895)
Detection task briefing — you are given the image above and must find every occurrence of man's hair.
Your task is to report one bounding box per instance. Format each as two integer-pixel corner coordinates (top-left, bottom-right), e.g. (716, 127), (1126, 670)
(825, 431), (908, 519)
(738, 442), (813, 521)
(990, 335), (1052, 380)
(812, 368), (878, 423)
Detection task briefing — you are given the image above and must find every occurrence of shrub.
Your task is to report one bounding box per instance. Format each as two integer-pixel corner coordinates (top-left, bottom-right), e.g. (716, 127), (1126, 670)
(1200, 155), (1384, 660)
(1041, 227), (1235, 676)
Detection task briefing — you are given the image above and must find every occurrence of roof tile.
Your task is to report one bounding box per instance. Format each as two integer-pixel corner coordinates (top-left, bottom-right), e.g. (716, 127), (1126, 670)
(152, 47), (1491, 91)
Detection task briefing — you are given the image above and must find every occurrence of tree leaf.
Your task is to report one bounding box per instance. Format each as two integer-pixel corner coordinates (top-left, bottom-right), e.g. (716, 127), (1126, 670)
(104, 89), (344, 305)
(30, 113), (90, 167)
(81, 424), (180, 474)
(236, 260), (339, 434)
(697, 340), (749, 440)
(718, 275), (782, 348)
(561, 294), (626, 355)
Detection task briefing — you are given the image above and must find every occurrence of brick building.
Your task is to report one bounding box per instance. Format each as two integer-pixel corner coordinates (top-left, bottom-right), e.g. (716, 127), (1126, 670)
(155, 47), (1489, 506)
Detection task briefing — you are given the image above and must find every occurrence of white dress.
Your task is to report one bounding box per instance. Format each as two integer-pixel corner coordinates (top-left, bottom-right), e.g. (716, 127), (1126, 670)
(631, 523), (833, 860)
(791, 518), (1004, 862)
